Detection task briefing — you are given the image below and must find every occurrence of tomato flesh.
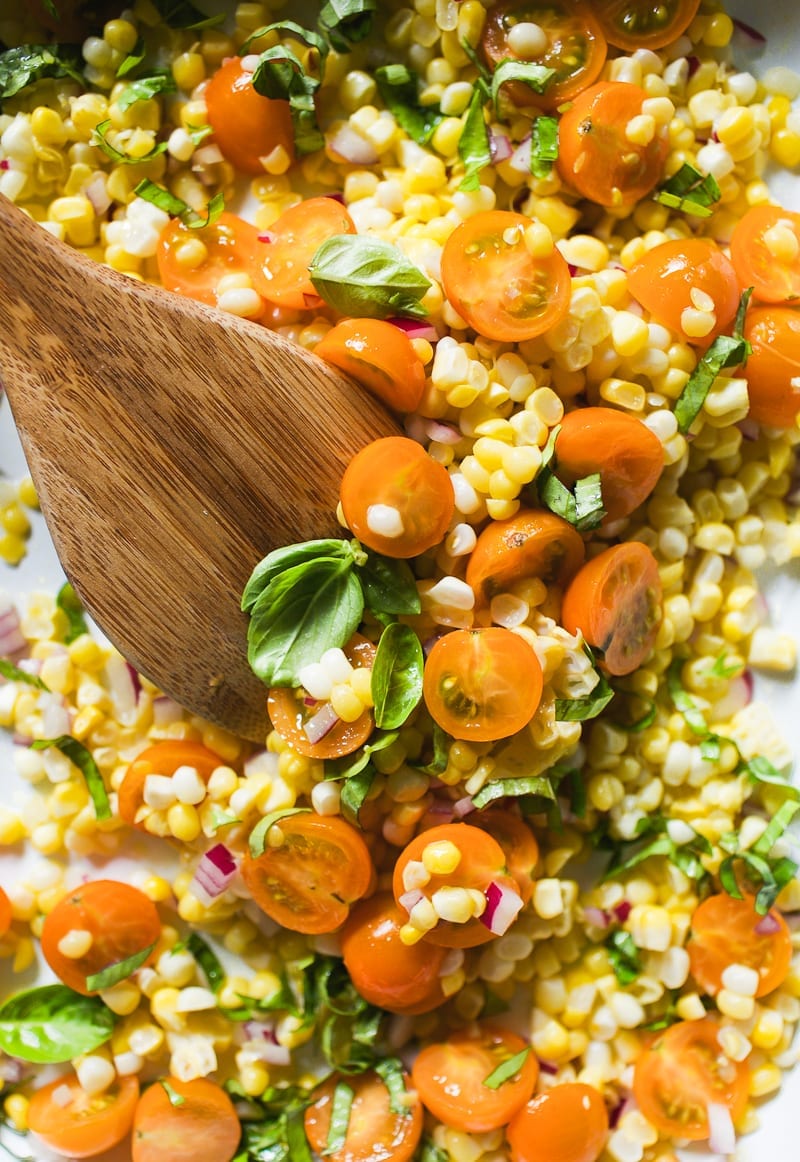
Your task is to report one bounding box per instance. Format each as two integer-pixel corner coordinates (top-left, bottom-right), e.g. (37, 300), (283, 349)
(304, 1070), (423, 1162)
(686, 892), (793, 998)
(132, 1077), (240, 1162)
(730, 204), (800, 304)
(253, 196), (356, 311)
(507, 1082), (609, 1162)
(593, 0), (701, 50)
(465, 509), (586, 607)
(157, 212), (267, 309)
(118, 740), (227, 827)
(627, 238), (741, 347)
(205, 55), (294, 175)
(29, 1075), (139, 1160)
(743, 304), (800, 428)
(470, 809), (540, 905)
(315, 318), (426, 413)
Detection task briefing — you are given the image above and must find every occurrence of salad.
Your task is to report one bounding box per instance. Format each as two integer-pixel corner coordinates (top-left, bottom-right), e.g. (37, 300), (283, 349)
(1, 0), (800, 1160)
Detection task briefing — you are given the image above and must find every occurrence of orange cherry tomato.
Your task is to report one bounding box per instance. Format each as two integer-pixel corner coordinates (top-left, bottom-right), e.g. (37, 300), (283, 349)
(304, 1069), (423, 1162)
(392, 821), (522, 949)
(632, 1018), (750, 1141)
(480, 0), (607, 109)
(627, 238), (741, 347)
(465, 509), (585, 608)
(554, 408), (665, 524)
(412, 1025), (539, 1133)
(340, 893), (447, 1014)
(560, 542), (662, 676)
(314, 318), (426, 413)
(423, 627), (543, 742)
(157, 212), (267, 309)
(470, 809), (540, 905)
(507, 1082), (609, 1162)
(743, 304), (800, 428)
(205, 55), (295, 175)
(592, 0), (701, 50)
(29, 1075), (139, 1160)
(440, 210), (572, 342)
(132, 1077), (240, 1162)
(253, 196), (356, 311)
(267, 634), (376, 759)
(242, 812), (374, 934)
(340, 436), (454, 558)
(557, 82), (669, 207)
(118, 740), (228, 828)
(730, 204), (800, 304)
(0, 885), (11, 936)
(41, 880), (161, 996)
(686, 892), (793, 999)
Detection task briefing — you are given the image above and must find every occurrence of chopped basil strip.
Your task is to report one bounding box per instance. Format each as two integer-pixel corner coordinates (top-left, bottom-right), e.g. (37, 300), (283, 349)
(0, 658), (48, 689)
(606, 931), (642, 986)
(151, 0), (222, 27)
(318, 0), (377, 52)
(57, 581), (89, 643)
(490, 59), (555, 109)
(742, 754), (800, 800)
(667, 658), (710, 737)
(752, 799), (800, 858)
(325, 731), (400, 782)
(247, 23), (329, 155)
(92, 119), (169, 164)
(472, 775), (556, 809)
(483, 1047), (531, 1090)
(161, 1079), (186, 1106)
(117, 72), (177, 111)
(374, 1057), (411, 1115)
(31, 735), (111, 820)
(654, 162), (721, 217)
(324, 1081), (354, 1155)
(371, 623), (424, 730)
(374, 64), (443, 146)
(249, 807), (311, 858)
(538, 469), (605, 531)
(709, 651), (743, 679)
(42, 0), (59, 15)
(340, 765), (377, 826)
(555, 670), (615, 721)
(531, 115), (559, 179)
(85, 943), (156, 991)
(116, 42), (146, 79)
(0, 44), (84, 106)
(418, 1139), (449, 1162)
(604, 816), (712, 884)
(458, 85), (492, 191)
(209, 804), (240, 831)
(186, 933), (225, 992)
(310, 235), (431, 319)
(0, 985), (115, 1063)
(733, 284), (753, 340)
(719, 847), (797, 914)
(134, 178), (224, 228)
(673, 332), (750, 433)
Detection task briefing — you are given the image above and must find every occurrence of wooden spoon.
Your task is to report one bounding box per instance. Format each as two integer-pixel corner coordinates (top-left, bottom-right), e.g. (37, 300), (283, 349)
(0, 195), (400, 741)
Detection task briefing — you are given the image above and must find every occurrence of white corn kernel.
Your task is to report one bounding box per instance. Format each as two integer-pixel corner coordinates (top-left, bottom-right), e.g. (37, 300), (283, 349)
(57, 928), (93, 959)
(721, 963), (760, 998)
(76, 1055), (116, 1097)
(366, 504), (404, 538)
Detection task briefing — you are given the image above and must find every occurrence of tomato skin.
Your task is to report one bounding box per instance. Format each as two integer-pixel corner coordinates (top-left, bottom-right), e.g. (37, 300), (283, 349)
(423, 627), (543, 742)
(0, 885), (11, 936)
(205, 55), (294, 175)
(412, 1025), (539, 1133)
(743, 305), (800, 428)
(481, 0), (607, 109)
(560, 542), (662, 676)
(627, 238), (741, 347)
(132, 1077), (240, 1162)
(340, 893), (447, 1014)
(557, 82), (669, 207)
(470, 809), (539, 905)
(686, 892), (792, 999)
(157, 212), (267, 309)
(555, 408), (664, 524)
(507, 1083), (609, 1162)
(632, 1018), (750, 1141)
(253, 196), (356, 311)
(440, 211), (572, 342)
(118, 740), (228, 828)
(593, 0), (701, 49)
(730, 205), (800, 304)
(340, 437), (455, 558)
(465, 509), (585, 607)
(304, 1070), (423, 1162)
(41, 880), (161, 995)
(242, 812), (374, 934)
(28, 1075), (139, 1159)
(315, 319), (426, 413)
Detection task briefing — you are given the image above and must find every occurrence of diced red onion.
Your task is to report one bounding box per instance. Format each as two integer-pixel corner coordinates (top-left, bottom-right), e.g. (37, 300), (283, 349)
(258, 230), (277, 244)
(613, 900), (632, 923)
(326, 125), (379, 165)
(152, 695), (184, 726)
(0, 1055), (28, 1083)
(584, 905), (611, 929)
(0, 602), (25, 659)
(538, 1058), (558, 1075)
(737, 418), (759, 441)
(387, 316), (439, 342)
(424, 420), (461, 445)
(687, 55), (701, 78)
(567, 263), (579, 277)
(190, 843), (238, 904)
(489, 130), (513, 163)
(399, 889), (424, 914)
(427, 799), (456, 821)
(507, 135), (532, 175)
(324, 191), (346, 204)
(754, 911), (782, 935)
(707, 1101), (736, 1155)
(303, 701), (340, 744)
(453, 796), (475, 818)
(242, 1021), (292, 1065)
(0, 159), (8, 170)
(732, 17), (766, 44)
(609, 1095), (633, 1129)
(480, 880), (524, 935)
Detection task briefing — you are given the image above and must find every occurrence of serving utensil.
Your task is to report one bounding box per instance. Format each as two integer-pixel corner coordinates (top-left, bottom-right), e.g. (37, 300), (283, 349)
(0, 195), (400, 740)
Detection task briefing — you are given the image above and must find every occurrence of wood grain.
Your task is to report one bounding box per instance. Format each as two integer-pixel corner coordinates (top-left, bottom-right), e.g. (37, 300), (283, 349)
(0, 195), (400, 740)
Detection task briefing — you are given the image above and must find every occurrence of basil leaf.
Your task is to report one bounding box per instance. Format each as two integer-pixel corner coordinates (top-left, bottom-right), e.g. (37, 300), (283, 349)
(151, 0), (220, 27)
(249, 807), (311, 858)
(371, 623), (423, 730)
(667, 658), (709, 736)
(743, 754), (799, 799)
(733, 285), (753, 341)
(603, 834), (674, 879)
(325, 731), (400, 782)
(538, 470), (605, 530)
(243, 539), (355, 613)
(133, 178), (224, 228)
(0, 44), (84, 105)
(246, 557), (364, 687)
(0, 985), (115, 1063)
(92, 119), (169, 164)
(674, 333), (750, 432)
(374, 64), (443, 145)
(490, 59), (555, 108)
(751, 799), (800, 858)
(483, 1047), (531, 1090)
(0, 658), (48, 689)
(186, 933), (225, 992)
(555, 671), (614, 721)
(374, 1058), (411, 1115)
(85, 942), (156, 991)
(654, 162), (721, 217)
(116, 41), (146, 79)
(418, 1138), (449, 1162)
(319, 0), (377, 52)
(57, 580), (89, 643)
(31, 735), (111, 820)
(358, 551), (421, 619)
(605, 931), (642, 986)
(248, 24), (329, 155)
(531, 114), (558, 179)
(340, 765), (376, 825)
(309, 235), (431, 320)
(458, 85), (491, 192)
(719, 855), (744, 900)
(117, 72), (177, 111)
(472, 775), (556, 809)
(324, 1081), (354, 1155)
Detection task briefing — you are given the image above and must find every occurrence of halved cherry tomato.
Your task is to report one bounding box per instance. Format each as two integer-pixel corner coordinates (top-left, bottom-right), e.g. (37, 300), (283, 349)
(29, 1075), (139, 1160)
(412, 1025), (539, 1132)
(304, 1069), (423, 1162)
(315, 318), (426, 413)
(627, 238), (741, 347)
(686, 892), (793, 998)
(157, 212), (267, 309)
(554, 408), (665, 524)
(118, 740), (228, 828)
(632, 1018), (750, 1141)
(205, 55), (295, 175)
(0, 885), (11, 936)
(743, 304), (800, 428)
(465, 509), (585, 607)
(507, 1082), (609, 1162)
(41, 880), (161, 995)
(470, 809), (540, 905)
(253, 196), (356, 311)
(557, 82), (669, 207)
(341, 893), (447, 1014)
(560, 542), (662, 676)
(340, 436), (454, 558)
(242, 812), (374, 934)
(440, 210), (572, 342)
(730, 205), (800, 304)
(132, 1077), (240, 1162)
(267, 634), (376, 759)
(592, 0), (700, 50)
(423, 627), (543, 742)
(392, 821), (522, 949)
(481, 1), (607, 110)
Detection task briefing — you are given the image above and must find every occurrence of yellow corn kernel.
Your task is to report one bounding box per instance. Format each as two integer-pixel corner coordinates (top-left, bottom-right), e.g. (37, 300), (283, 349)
(422, 839), (462, 876)
(329, 682), (365, 723)
(12, 937), (35, 973)
(173, 51), (206, 91)
(100, 980), (142, 1016)
(4, 1094), (29, 1133)
(150, 987), (185, 1032)
(771, 128), (800, 169)
(749, 1063), (782, 1097)
(31, 106), (67, 145)
(239, 1061), (270, 1097)
(0, 533), (26, 565)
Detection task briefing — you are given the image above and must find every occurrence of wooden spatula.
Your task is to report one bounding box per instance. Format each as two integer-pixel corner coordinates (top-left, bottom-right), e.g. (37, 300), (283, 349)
(0, 195), (400, 741)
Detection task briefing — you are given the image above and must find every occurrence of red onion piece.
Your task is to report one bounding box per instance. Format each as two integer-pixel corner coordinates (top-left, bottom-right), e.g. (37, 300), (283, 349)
(303, 701), (340, 744)
(387, 316), (439, 342)
(489, 130), (513, 163)
(507, 135), (532, 176)
(41, 693), (70, 737)
(0, 602), (25, 659)
(754, 911), (782, 935)
(241, 1022), (291, 1065)
(190, 843), (238, 904)
(453, 796), (475, 818)
(737, 418), (759, 441)
(687, 55), (701, 78)
(0, 159), (8, 170)
(538, 1058), (558, 1076)
(707, 1101), (736, 1155)
(258, 230), (277, 244)
(584, 905), (611, 929)
(613, 900), (632, 923)
(105, 653), (140, 723)
(480, 880), (524, 935)
(326, 125), (379, 165)
(399, 888), (424, 914)
(324, 191), (346, 204)
(732, 17), (766, 44)
(84, 173), (111, 216)
(425, 420), (461, 445)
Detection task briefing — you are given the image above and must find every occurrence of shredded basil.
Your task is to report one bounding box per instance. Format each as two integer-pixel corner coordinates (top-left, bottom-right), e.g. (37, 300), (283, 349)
(0, 985), (115, 1063)
(458, 85), (492, 191)
(116, 72), (177, 110)
(186, 933), (225, 993)
(374, 64), (443, 145)
(133, 178), (224, 228)
(417, 1139), (449, 1162)
(531, 115), (559, 179)
(538, 469), (606, 531)
(752, 799), (800, 859)
(309, 234), (431, 319)
(0, 658), (48, 689)
(324, 1081), (354, 1155)
(604, 816), (712, 884)
(654, 162), (721, 217)
(483, 1047), (531, 1090)
(246, 22), (329, 155)
(116, 41), (146, 79)
(605, 931), (642, 986)
(472, 775), (556, 810)
(0, 44), (84, 106)
(325, 731), (400, 782)
(319, 0), (377, 51)
(555, 670), (615, 721)
(709, 651), (743, 679)
(371, 623), (423, 730)
(490, 59), (555, 108)
(339, 766), (377, 825)
(31, 735), (111, 820)
(673, 323), (751, 433)
(57, 580), (89, 643)
(85, 942), (156, 991)
(249, 807), (311, 858)
(151, 0), (224, 28)
(742, 754), (800, 800)
(374, 1057), (412, 1115)
(92, 119), (169, 164)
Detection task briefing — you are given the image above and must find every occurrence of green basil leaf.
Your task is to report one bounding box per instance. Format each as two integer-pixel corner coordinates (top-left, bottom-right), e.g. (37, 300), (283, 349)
(531, 114), (558, 179)
(616, 697), (657, 733)
(653, 162), (721, 217)
(42, 0), (59, 15)
(483, 1047), (531, 1090)
(309, 235), (431, 320)
(555, 672), (615, 721)
(340, 765), (376, 826)
(472, 775), (556, 809)
(719, 854), (744, 900)
(133, 178), (224, 228)
(666, 658), (709, 737)
(605, 931), (642, 986)
(116, 40), (146, 79)
(751, 799), (800, 858)
(325, 731), (399, 782)
(373, 1057), (411, 1115)
(324, 1081), (354, 1155)
(151, 0), (221, 27)
(743, 754), (799, 798)
(0, 985), (115, 1063)
(92, 119), (169, 164)
(117, 72), (177, 111)
(603, 835), (674, 880)
(674, 333), (750, 433)
(573, 473), (606, 530)
(374, 64), (443, 146)
(0, 658), (48, 689)
(186, 933), (225, 992)
(490, 58), (554, 108)
(371, 623), (423, 730)
(57, 580), (89, 643)
(417, 1139), (449, 1162)
(247, 24), (329, 155)
(31, 735), (111, 820)
(243, 540), (355, 613)
(319, 0), (377, 52)
(458, 85), (491, 192)
(358, 551), (421, 619)
(709, 651), (743, 679)
(85, 942), (156, 991)
(249, 807), (311, 858)
(0, 44), (84, 105)
(733, 285), (753, 342)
